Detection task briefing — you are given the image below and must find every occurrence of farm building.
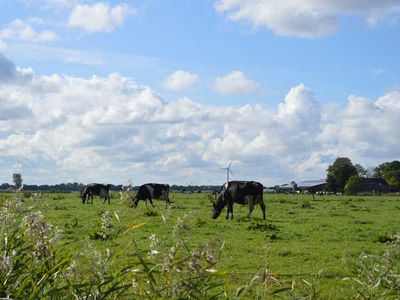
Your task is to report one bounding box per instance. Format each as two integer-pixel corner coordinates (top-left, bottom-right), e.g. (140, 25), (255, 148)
(274, 181), (297, 193)
(297, 180), (327, 194)
(359, 178), (390, 194)
(274, 180), (326, 194)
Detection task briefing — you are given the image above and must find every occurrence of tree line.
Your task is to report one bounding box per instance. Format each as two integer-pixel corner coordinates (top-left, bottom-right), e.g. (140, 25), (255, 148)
(0, 182), (221, 193)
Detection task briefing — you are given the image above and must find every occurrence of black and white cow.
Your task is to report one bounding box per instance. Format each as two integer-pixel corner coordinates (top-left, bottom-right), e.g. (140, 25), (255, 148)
(131, 183), (170, 208)
(212, 181), (266, 220)
(81, 183), (111, 205)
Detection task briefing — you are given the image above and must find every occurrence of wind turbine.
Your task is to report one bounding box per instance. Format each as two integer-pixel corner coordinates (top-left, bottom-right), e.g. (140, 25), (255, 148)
(221, 160), (233, 183)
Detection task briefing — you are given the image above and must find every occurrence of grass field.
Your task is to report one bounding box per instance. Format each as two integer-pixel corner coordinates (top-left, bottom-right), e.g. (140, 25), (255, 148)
(1, 191), (399, 298)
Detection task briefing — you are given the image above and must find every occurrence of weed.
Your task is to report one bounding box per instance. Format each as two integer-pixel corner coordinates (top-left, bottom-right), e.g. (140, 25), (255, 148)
(345, 238), (400, 298)
(144, 207), (159, 217)
(195, 217), (207, 228)
(300, 200), (313, 209)
(54, 204), (67, 210)
(89, 211), (117, 241)
(248, 223), (279, 232)
(375, 233), (396, 244)
(278, 250), (292, 257)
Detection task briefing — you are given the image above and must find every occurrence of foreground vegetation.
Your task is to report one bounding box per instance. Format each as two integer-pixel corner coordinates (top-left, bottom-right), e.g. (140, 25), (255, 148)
(1, 191), (399, 299)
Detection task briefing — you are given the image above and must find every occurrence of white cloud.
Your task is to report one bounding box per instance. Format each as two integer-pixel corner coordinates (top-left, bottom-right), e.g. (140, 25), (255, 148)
(1, 56), (400, 185)
(0, 40), (6, 51)
(0, 54), (17, 81)
(68, 2), (137, 33)
(214, 70), (258, 94)
(163, 70), (199, 91)
(0, 19), (58, 42)
(215, 0), (400, 38)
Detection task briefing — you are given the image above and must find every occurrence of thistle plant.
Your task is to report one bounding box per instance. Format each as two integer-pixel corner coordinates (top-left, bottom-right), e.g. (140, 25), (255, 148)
(0, 193), (67, 299)
(345, 234), (400, 298)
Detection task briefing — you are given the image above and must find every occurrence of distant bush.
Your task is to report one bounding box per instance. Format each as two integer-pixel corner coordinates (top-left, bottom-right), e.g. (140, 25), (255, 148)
(344, 176), (364, 195)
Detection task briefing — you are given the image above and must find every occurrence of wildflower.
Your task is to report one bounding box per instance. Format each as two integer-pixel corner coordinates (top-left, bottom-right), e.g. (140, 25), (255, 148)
(22, 212), (53, 261)
(131, 268), (142, 273)
(114, 211), (121, 224)
(147, 249), (160, 259)
(66, 260), (78, 280)
(132, 278), (137, 288)
(204, 249), (217, 265)
(149, 234), (159, 249)
(206, 268), (217, 273)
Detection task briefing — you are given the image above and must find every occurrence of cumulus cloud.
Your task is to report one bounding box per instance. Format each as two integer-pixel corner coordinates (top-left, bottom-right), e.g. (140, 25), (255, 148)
(68, 2), (137, 33)
(1, 56), (400, 185)
(215, 0), (400, 38)
(214, 70), (258, 94)
(0, 19), (58, 42)
(0, 54), (17, 82)
(0, 40), (6, 51)
(0, 98), (32, 120)
(163, 70), (199, 91)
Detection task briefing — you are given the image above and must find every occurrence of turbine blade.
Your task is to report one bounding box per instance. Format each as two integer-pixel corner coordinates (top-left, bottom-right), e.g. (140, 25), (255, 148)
(228, 160), (232, 168)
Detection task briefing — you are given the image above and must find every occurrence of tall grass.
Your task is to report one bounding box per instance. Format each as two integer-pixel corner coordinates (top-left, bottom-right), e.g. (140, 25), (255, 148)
(1, 192), (399, 298)
(0, 192), (225, 299)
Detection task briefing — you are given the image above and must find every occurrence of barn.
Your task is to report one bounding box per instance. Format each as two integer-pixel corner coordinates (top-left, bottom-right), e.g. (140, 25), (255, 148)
(296, 180), (327, 194)
(359, 178), (389, 194)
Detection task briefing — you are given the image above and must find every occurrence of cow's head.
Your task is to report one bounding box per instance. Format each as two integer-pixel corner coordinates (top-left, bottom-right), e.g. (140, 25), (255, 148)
(80, 189), (86, 203)
(130, 198), (139, 208)
(212, 193), (225, 219)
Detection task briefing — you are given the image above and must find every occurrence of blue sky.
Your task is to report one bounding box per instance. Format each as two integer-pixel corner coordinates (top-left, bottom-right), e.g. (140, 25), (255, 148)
(1, 0), (400, 186)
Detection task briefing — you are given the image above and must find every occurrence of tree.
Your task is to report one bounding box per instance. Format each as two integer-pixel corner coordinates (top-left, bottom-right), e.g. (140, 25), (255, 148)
(12, 173), (23, 190)
(344, 175), (363, 195)
(354, 163), (367, 178)
(326, 157), (358, 193)
(374, 160), (400, 190)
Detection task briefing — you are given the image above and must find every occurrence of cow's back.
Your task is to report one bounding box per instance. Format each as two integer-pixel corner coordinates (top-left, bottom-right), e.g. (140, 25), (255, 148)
(136, 184), (150, 200)
(225, 181), (263, 204)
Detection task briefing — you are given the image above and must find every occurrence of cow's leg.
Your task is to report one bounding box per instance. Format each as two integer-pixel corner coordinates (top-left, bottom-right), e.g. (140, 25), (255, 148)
(148, 197), (155, 207)
(161, 191), (170, 208)
(247, 197), (255, 219)
(259, 196), (266, 220)
(103, 194), (110, 205)
(227, 201), (234, 219)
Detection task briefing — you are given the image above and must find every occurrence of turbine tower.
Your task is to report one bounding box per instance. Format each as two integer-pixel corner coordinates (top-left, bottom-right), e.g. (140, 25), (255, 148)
(221, 160), (233, 183)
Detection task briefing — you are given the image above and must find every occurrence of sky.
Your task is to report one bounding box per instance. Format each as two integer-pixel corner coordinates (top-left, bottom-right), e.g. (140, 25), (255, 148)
(1, 0), (400, 186)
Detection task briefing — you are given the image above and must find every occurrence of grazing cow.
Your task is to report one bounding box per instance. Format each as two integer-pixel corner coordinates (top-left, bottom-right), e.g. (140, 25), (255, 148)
(81, 183), (111, 205)
(212, 181), (266, 220)
(131, 183), (170, 208)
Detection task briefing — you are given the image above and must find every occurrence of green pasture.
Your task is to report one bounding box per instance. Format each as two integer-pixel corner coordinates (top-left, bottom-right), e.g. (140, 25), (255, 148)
(1, 191), (399, 298)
